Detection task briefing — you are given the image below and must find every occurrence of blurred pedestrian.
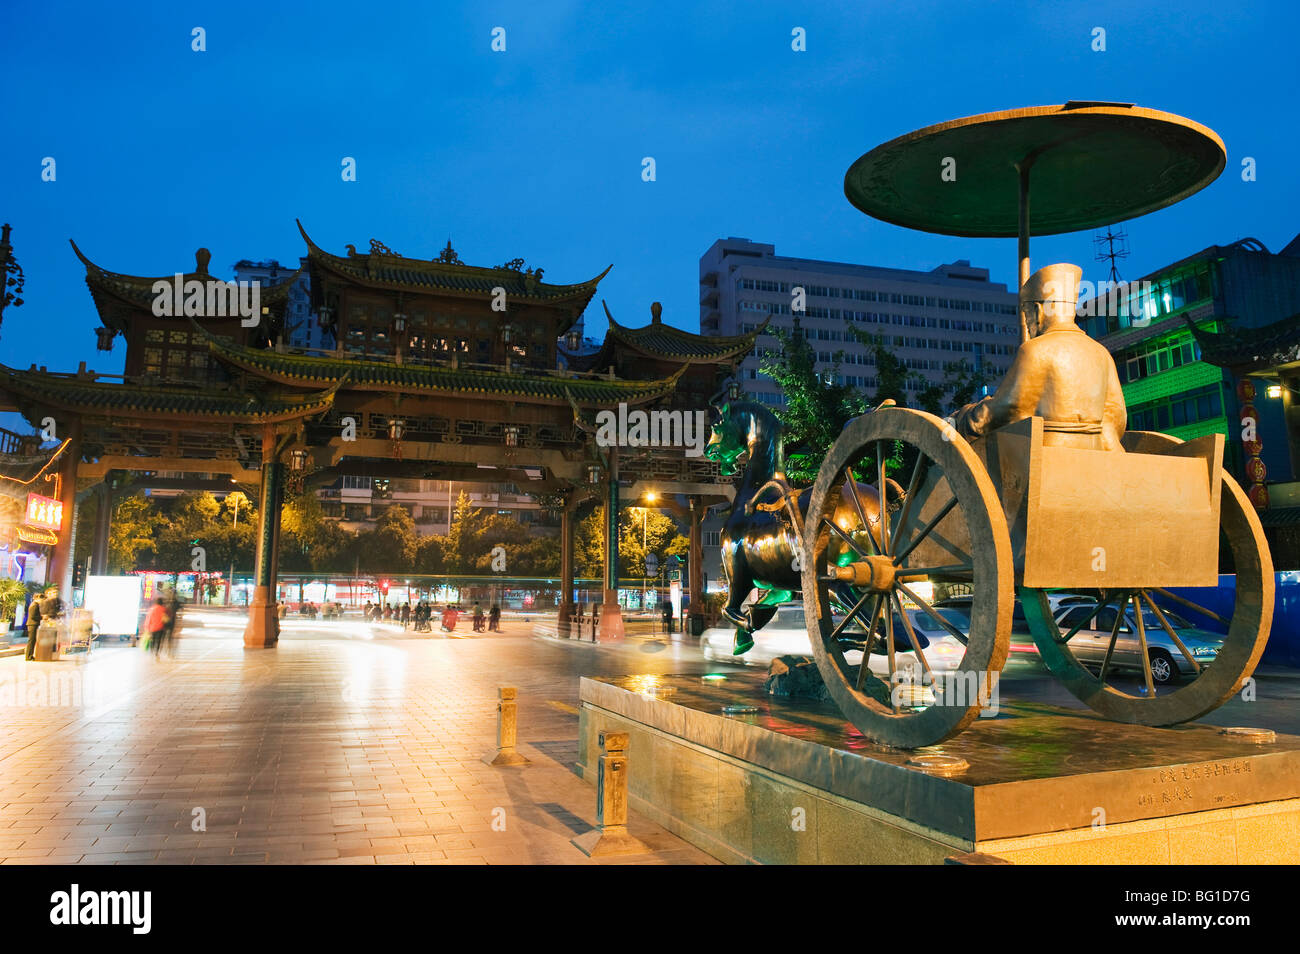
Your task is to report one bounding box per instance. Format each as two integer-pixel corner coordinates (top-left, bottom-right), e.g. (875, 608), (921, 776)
(440, 604), (459, 633)
(145, 597), (168, 657)
(24, 591), (43, 661)
(401, 602), (411, 629)
(488, 604), (501, 632)
(472, 602), (484, 633)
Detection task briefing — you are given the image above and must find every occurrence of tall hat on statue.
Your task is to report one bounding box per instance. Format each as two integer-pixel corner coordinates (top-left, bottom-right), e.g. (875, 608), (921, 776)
(1020, 262), (1082, 328)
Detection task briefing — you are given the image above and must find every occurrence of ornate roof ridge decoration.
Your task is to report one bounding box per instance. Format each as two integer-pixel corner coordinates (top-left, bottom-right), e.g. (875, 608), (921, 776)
(70, 239), (302, 320)
(195, 326), (686, 406)
(598, 300), (766, 360)
(0, 437), (71, 491)
(1186, 312), (1300, 374)
(295, 220), (611, 303)
(0, 364), (338, 424)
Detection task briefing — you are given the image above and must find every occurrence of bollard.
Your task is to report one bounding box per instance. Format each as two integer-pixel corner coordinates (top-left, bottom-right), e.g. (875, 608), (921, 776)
(572, 730), (649, 856)
(483, 687), (530, 766)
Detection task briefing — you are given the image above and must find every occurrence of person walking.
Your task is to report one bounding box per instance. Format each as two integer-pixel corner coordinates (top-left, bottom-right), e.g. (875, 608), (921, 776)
(472, 602), (484, 633)
(23, 591), (43, 661)
(145, 597), (169, 657)
(489, 604), (501, 632)
(401, 602), (411, 629)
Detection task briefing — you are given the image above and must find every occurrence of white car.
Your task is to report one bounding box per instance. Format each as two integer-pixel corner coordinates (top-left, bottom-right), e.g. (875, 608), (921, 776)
(700, 602), (967, 679)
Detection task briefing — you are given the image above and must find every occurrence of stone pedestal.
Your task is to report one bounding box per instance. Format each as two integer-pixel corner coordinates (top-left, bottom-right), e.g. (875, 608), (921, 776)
(598, 600), (625, 641)
(578, 673), (1300, 865)
(242, 586), (279, 649)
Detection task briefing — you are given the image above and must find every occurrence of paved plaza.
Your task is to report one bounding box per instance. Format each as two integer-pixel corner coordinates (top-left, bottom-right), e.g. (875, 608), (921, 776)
(0, 611), (719, 865)
(3, 609), (1297, 866)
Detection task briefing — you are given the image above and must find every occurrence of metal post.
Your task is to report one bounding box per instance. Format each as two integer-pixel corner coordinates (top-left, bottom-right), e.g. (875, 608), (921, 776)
(484, 686), (530, 766)
(572, 730), (648, 856)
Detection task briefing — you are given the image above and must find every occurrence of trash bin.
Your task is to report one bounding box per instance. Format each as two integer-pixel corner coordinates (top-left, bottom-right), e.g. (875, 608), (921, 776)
(33, 619), (59, 661)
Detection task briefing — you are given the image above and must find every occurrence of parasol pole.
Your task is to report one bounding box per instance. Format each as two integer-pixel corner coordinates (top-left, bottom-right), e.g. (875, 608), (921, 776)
(1015, 158), (1033, 344)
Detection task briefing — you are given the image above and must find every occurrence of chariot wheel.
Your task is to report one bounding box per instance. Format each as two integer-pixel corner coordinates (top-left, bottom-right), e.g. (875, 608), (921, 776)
(1023, 430), (1274, 725)
(801, 407), (1013, 748)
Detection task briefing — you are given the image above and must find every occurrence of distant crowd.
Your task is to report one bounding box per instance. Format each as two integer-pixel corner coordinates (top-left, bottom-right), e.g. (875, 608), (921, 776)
(362, 599), (500, 634)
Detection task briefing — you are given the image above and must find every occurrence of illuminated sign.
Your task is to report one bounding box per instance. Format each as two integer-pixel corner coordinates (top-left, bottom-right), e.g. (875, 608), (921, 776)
(25, 493), (64, 531)
(17, 526), (58, 545)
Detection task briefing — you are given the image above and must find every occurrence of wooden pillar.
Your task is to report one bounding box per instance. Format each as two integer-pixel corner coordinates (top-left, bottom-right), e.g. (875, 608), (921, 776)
(557, 497), (575, 631)
(243, 428), (281, 649)
(91, 481), (112, 575)
(688, 496), (704, 635)
(49, 418), (82, 597)
(599, 451), (625, 640)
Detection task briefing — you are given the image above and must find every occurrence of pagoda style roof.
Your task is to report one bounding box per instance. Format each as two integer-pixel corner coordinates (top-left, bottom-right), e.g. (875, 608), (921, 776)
(0, 440), (70, 501)
(70, 240), (300, 332)
(1186, 313), (1300, 375)
(563, 301), (764, 373)
(200, 331), (684, 406)
(297, 221), (610, 308)
(0, 366), (338, 424)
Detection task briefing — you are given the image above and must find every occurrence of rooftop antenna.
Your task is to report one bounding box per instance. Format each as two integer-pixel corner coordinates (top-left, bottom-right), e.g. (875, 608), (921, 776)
(1093, 225), (1130, 285)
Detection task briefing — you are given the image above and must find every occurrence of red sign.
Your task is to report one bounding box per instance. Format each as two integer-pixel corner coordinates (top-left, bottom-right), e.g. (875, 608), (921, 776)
(24, 493), (63, 530)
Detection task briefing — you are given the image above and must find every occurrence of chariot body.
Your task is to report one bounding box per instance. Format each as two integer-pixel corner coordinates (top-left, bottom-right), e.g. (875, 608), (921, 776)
(707, 103), (1275, 748)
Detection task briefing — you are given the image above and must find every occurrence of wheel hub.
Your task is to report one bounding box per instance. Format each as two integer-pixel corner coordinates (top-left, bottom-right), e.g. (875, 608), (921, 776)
(832, 556), (896, 592)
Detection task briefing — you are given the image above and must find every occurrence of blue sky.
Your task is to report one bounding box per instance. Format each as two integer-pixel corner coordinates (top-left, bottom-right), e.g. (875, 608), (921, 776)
(1, 0), (1297, 391)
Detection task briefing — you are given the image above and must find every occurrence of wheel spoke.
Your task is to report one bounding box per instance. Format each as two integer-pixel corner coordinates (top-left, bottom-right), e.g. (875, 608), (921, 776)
(1055, 597), (1105, 645)
(1150, 587), (1230, 627)
(822, 516), (867, 560)
(889, 450), (927, 556)
(895, 563), (973, 580)
(892, 495), (958, 566)
(884, 598), (897, 710)
(876, 441), (890, 556)
(891, 592), (931, 677)
(895, 582), (969, 646)
(843, 477), (882, 556)
(829, 589), (875, 644)
(855, 595), (886, 691)
(1097, 590), (1128, 682)
(1132, 594), (1156, 695)
(1140, 590), (1201, 676)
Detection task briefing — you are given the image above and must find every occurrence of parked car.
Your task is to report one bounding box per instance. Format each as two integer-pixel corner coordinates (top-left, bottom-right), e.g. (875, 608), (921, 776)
(1051, 601), (1221, 684)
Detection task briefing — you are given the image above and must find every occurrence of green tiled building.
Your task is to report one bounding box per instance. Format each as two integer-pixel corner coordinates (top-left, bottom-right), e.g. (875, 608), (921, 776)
(1080, 234), (1300, 485)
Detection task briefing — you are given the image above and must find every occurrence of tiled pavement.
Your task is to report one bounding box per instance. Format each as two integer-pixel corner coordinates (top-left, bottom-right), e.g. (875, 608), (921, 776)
(0, 612), (720, 865)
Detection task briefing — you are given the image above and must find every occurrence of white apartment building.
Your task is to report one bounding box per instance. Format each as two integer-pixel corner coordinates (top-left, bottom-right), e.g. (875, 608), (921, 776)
(700, 238), (1020, 408)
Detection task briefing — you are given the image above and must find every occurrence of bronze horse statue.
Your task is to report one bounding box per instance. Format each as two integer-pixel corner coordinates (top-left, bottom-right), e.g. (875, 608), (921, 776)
(704, 400), (922, 655)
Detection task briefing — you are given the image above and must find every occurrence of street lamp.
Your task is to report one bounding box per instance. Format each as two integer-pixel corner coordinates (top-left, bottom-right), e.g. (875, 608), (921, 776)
(1266, 384), (1283, 399)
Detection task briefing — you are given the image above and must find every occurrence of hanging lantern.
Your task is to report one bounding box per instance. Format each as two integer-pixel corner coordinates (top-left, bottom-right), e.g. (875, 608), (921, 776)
(289, 449), (309, 472)
(504, 425), (519, 447)
(565, 329), (581, 351)
(388, 419), (405, 441)
(95, 326), (115, 351)
(726, 379), (741, 401)
(394, 312), (407, 333)
(586, 464), (603, 485)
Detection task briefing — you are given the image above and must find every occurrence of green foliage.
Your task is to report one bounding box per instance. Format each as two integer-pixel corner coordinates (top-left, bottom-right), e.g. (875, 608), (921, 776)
(0, 577), (27, 623)
(758, 325), (867, 483)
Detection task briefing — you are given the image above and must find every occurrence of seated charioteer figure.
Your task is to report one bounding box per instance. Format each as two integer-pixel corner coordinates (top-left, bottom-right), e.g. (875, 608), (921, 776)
(952, 263), (1127, 451)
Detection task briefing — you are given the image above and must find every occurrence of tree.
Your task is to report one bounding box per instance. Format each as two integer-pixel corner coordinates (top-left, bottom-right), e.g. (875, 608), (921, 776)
(758, 324), (866, 483)
(575, 506), (606, 579)
(619, 508), (688, 579)
(108, 494), (159, 572)
(845, 326), (913, 408)
(370, 504), (418, 571)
